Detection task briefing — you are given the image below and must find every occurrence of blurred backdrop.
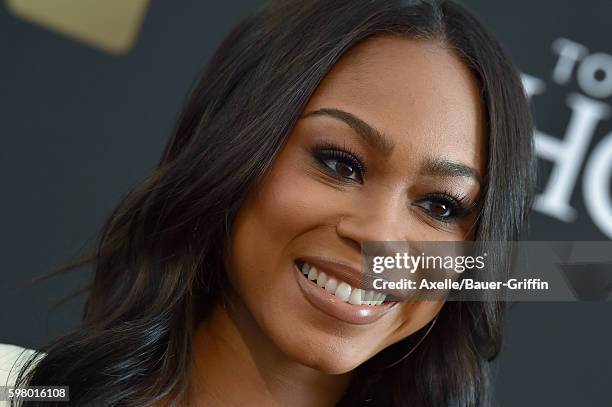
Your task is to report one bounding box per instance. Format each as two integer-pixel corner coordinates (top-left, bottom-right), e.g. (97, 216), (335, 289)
(1, 0), (611, 405)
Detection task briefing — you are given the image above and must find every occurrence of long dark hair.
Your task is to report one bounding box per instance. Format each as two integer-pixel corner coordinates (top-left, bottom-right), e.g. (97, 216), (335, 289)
(16, 0), (535, 405)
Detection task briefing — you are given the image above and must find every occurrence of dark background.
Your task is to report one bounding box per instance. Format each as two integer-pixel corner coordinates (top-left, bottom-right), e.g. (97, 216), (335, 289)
(1, 1), (611, 406)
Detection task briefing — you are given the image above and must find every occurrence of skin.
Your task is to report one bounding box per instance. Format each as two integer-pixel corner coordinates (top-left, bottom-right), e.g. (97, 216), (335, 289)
(183, 36), (486, 406)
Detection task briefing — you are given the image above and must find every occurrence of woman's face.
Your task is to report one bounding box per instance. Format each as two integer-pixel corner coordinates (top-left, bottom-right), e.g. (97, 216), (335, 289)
(226, 36), (486, 374)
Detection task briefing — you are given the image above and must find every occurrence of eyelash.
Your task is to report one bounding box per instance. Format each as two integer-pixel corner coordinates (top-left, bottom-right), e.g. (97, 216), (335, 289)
(310, 141), (474, 223)
(311, 141), (368, 182)
(414, 191), (474, 224)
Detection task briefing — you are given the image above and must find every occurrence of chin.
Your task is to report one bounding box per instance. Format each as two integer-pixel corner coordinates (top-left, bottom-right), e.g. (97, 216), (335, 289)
(291, 347), (365, 375)
(268, 326), (379, 375)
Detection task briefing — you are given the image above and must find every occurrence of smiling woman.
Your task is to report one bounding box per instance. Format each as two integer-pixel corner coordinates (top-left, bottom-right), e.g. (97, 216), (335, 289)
(10, 0), (534, 406)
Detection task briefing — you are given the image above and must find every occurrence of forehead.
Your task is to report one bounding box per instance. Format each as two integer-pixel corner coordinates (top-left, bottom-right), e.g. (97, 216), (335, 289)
(304, 35), (486, 173)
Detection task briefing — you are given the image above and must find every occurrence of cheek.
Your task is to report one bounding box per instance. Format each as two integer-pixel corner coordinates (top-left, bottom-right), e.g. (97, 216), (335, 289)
(225, 151), (338, 302)
(231, 153), (344, 258)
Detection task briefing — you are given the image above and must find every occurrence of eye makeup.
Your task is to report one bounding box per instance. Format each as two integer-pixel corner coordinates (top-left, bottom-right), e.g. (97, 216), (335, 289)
(307, 137), (480, 225)
(413, 189), (479, 224)
(310, 140), (368, 183)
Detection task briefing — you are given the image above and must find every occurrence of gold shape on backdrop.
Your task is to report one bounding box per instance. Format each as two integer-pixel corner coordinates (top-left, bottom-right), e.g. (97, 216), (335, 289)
(5, 0), (150, 55)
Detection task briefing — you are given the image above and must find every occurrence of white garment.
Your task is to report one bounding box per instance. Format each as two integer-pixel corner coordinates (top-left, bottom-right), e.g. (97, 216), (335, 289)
(0, 343), (41, 406)
(0, 343), (38, 385)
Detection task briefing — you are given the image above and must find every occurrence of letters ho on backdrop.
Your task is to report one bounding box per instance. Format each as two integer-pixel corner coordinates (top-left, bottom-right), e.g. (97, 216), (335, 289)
(523, 37), (612, 239)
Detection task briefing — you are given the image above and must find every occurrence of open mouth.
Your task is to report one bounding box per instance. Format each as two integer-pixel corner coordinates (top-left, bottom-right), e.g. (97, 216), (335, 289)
(295, 259), (390, 306)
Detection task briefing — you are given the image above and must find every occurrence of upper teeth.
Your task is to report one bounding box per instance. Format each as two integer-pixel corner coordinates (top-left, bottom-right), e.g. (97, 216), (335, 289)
(300, 262), (386, 306)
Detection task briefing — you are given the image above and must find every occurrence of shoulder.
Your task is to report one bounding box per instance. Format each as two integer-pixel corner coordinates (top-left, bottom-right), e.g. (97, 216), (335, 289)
(0, 343), (42, 387)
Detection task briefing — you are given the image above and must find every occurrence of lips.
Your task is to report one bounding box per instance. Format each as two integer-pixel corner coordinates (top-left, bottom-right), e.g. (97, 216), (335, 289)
(293, 256), (398, 325)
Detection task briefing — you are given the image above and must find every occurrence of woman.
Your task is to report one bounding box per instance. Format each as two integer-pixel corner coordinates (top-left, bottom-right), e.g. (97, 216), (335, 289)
(8, 0), (534, 405)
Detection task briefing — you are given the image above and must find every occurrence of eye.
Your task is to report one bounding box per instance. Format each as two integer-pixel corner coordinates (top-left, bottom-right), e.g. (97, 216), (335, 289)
(312, 145), (366, 183)
(322, 157), (362, 182)
(414, 193), (470, 223)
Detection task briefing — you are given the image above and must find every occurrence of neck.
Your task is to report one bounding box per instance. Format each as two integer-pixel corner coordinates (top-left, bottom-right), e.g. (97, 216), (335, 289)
(183, 299), (352, 407)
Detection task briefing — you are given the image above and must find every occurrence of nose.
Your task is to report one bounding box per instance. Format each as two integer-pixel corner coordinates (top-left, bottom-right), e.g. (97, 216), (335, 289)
(335, 189), (411, 247)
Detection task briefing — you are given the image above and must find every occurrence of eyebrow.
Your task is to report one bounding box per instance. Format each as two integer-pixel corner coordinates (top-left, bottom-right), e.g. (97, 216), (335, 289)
(420, 158), (483, 185)
(301, 108), (395, 156)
